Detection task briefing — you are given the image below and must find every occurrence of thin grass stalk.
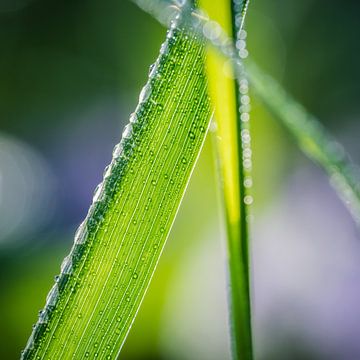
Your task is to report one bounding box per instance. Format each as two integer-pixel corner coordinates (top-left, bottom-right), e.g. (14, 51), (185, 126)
(198, 0), (253, 358)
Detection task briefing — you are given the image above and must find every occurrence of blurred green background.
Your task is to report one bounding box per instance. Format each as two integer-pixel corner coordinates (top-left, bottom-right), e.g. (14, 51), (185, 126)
(1, 0), (360, 359)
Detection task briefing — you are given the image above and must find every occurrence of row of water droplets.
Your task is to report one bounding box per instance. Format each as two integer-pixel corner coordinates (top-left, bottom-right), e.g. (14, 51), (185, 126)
(236, 30), (254, 212)
(21, 10), (180, 360)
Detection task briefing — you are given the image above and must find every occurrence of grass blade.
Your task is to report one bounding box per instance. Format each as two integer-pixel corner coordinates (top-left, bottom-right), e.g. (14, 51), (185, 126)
(22, 7), (211, 359)
(246, 60), (360, 223)
(198, 1), (253, 359)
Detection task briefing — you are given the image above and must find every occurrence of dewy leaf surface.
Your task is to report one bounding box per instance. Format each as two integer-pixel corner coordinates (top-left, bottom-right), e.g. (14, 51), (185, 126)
(22, 8), (211, 360)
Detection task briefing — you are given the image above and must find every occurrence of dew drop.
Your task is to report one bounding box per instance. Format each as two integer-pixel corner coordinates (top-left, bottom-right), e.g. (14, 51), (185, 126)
(93, 183), (103, 203)
(244, 177), (253, 188)
(122, 124), (132, 139)
(241, 113), (250, 122)
(103, 165), (112, 178)
(160, 41), (169, 55)
(244, 195), (253, 205)
(188, 131), (196, 140)
(139, 84), (151, 103)
(151, 179), (157, 186)
(112, 143), (122, 158)
(133, 273), (138, 279)
(181, 157), (187, 164)
(129, 112), (137, 124)
(74, 223), (86, 244)
(46, 285), (59, 307)
(61, 256), (72, 275)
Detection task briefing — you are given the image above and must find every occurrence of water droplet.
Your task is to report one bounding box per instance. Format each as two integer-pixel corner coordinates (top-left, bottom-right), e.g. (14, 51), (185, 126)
(139, 84), (151, 103)
(181, 157), (187, 164)
(122, 124), (132, 139)
(74, 223), (87, 244)
(112, 143), (122, 158)
(151, 179), (157, 186)
(61, 256), (73, 275)
(244, 195), (253, 205)
(103, 165), (112, 178)
(203, 20), (221, 41)
(129, 112), (137, 124)
(160, 41), (169, 55)
(46, 285), (59, 307)
(116, 316), (122, 322)
(241, 113), (250, 122)
(133, 273), (138, 279)
(244, 177), (253, 188)
(188, 131), (196, 140)
(85, 352), (89, 357)
(126, 296), (130, 302)
(115, 328), (121, 335)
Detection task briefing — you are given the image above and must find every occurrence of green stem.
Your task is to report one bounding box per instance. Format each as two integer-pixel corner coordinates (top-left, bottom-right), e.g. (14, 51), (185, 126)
(228, 2), (253, 359)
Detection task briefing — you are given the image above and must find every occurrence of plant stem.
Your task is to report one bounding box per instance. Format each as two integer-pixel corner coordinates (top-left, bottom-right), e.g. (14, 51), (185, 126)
(199, 0), (253, 358)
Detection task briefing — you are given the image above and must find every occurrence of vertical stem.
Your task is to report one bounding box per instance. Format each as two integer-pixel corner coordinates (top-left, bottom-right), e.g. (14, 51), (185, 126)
(228, 2), (253, 359)
(200, 1), (253, 359)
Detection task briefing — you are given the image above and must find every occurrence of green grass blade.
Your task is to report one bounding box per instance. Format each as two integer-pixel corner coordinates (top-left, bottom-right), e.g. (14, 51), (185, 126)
(22, 8), (211, 360)
(198, 1), (253, 359)
(246, 60), (360, 223)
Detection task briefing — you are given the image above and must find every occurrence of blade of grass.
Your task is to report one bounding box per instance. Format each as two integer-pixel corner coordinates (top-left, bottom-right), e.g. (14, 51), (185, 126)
(22, 5), (211, 359)
(198, 0), (253, 359)
(246, 60), (360, 223)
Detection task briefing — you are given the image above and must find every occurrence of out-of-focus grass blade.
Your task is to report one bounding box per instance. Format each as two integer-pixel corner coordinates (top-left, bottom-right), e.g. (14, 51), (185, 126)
(22, 5), (211, 360)
(198, 1), (253, 359)
(246, 60), (360, 223)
